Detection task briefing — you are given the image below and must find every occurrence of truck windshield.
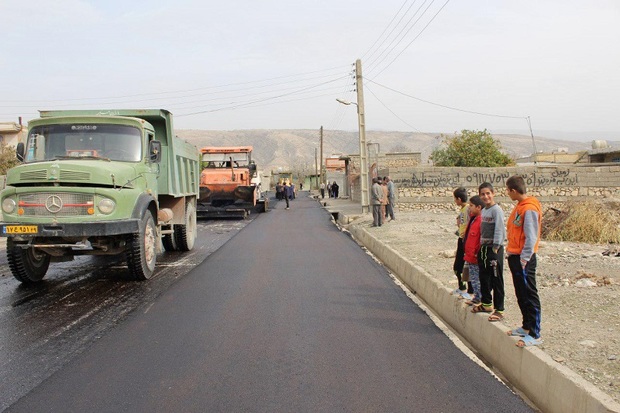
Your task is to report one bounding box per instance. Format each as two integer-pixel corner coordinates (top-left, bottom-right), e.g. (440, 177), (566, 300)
(25, 124), (142, 162)
(202, 152), (250, 168)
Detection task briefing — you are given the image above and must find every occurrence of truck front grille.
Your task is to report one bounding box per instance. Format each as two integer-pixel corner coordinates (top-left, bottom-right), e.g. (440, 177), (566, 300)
(20, 170), (47, 180)
(60, 170), (91, 181)
(20, 169), (91, 181)
(18, 193), (94, 217)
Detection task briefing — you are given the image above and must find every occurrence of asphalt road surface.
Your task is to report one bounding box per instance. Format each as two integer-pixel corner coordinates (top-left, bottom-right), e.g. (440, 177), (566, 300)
(4, 194), (533, 412)
(0, 218), (251, 412)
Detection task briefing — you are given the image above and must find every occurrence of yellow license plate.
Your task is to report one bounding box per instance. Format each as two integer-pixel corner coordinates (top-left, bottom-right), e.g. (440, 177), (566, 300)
(3, 225), (38, 234)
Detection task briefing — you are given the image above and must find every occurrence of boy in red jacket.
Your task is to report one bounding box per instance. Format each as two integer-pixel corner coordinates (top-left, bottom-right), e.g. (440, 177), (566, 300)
(505, 175), (543, 347)
(463, 195), (485, 305)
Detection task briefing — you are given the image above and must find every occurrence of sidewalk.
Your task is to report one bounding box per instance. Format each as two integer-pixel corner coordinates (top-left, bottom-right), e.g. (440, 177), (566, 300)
(318, 195), (620, 413)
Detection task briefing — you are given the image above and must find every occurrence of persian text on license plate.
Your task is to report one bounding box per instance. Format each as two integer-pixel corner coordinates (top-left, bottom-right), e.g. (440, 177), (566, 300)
(3, 225), (38, 234)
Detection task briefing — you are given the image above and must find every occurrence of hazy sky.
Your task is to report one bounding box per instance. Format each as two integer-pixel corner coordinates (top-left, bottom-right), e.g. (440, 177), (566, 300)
(1, 0), (618, 139)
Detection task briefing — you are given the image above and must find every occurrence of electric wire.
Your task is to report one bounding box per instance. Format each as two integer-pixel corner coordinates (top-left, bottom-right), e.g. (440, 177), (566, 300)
(177, 75), (350, 117)
(363, 0), (421, 65)
(365, 84), (421, 131)
(366, 79), (527, 119)
(0, 75), (350, 110)
(171, 84), (348, 111)
(365, 0), (433, 74)
(370, 0), (451, 78)
(326, 68), (357, 131)
(360, 0), (410, 62)
(0, 65), (351, 104)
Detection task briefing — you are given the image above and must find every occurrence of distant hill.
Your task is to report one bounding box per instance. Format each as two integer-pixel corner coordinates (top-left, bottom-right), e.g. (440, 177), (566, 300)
(176, 129), (615, 172)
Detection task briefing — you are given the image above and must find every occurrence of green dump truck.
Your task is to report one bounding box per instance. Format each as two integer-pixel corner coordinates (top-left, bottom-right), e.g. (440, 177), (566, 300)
(0, 109), (200, 283)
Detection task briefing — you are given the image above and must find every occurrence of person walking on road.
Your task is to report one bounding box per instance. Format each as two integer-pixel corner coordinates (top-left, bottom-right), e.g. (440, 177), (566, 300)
(320, 182), (325, 199)
(284, 182), (291, 209)
(371, 178), (383, 227)
(505, 175), (543, 347)
(276, 182), (283, 200)
(384, 176), (396, 221)
(332, 181), (339, 198)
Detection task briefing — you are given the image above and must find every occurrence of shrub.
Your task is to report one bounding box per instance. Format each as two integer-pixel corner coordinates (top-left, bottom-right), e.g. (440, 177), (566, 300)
(542, 200), (620, 244)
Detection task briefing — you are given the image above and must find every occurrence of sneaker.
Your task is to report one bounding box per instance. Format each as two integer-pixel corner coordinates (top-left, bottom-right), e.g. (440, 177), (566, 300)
(460, 292), (473, 300)
(286, 207), (290, 209)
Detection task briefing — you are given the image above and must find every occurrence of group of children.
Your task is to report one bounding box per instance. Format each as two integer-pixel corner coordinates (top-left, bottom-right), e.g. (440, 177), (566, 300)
(452, 176), (543, 347)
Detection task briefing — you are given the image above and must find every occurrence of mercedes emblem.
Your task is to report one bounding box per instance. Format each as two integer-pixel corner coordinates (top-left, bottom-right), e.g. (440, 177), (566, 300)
(45, 195), (63, 213)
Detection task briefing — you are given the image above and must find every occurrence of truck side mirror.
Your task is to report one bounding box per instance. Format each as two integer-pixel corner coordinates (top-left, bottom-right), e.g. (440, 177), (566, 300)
(149, 140), (162, 163)
(16, 142), (25, 162)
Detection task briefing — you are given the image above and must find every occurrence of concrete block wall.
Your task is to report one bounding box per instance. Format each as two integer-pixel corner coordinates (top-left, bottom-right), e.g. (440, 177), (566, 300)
(383, 165), (620, 209)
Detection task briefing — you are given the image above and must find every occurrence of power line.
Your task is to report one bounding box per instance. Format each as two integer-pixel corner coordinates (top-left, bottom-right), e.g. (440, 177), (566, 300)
(326, 69), (356, 131)
(0, 74), (350, 109)
(366, 0), (433, 74)
(0, 65), (351, 104)
(360, 0), (410, 61)
(177, 76), (350, 117)
(367, 79), (527, 119)
(363, 0), (420, 64)
(370, 0), (451, 78)
(171, 84), (348, 112)
(365, 84), (421, 131)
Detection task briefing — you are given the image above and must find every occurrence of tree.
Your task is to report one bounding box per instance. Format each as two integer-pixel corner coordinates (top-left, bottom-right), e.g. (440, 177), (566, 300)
(430, 129), (514, 167)
(0, 143), (20, 175)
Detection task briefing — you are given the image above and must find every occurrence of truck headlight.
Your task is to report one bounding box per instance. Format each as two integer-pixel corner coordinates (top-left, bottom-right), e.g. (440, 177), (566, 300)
(2, 198), (16, 213)
(98, 198), (115, 214)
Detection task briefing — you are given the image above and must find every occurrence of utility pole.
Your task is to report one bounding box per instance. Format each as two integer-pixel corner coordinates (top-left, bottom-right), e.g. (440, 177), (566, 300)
(355, 59), (370, 213)
(319, 126), (324, 187)
(314, 147), (318, 189)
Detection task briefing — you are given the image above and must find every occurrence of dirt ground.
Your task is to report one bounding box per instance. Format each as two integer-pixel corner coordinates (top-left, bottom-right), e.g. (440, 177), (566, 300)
(349, 209), (620, 404)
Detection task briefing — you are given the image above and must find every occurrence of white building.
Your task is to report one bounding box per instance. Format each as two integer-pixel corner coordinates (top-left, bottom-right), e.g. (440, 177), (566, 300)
(0, 119), (25, 147)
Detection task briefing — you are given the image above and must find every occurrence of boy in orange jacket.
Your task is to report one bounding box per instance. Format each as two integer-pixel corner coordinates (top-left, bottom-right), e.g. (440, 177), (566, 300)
(505, 175), (543, 347)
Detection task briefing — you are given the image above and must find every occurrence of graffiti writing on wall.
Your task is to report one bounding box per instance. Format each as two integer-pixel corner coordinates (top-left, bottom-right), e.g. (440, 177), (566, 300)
(403, 169), (579, 188)
(407, 172), (461, 187)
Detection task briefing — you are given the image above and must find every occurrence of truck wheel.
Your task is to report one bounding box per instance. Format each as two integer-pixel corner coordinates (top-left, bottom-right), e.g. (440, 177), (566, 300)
(6, 239), (50, 284)
(258, 198), (269, 213)
(127, 212), (157, 280)
(174, 201), (197, 252)
(162, 232), (177, 251)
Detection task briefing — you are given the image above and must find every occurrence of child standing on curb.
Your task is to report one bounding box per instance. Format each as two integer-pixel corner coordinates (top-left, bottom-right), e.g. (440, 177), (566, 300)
(452, 187), (472, 299)
(505, 175), (543, 347)
(472, 182), (506, 322)
(463, 195), (485, 305)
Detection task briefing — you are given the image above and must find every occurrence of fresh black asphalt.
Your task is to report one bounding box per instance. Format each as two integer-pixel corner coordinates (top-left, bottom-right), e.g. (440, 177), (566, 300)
(6, 193), (532, 412)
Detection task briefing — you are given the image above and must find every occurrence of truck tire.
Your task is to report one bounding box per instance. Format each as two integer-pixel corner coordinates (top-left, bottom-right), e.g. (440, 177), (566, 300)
(174, 201), (197, 252)
(127, 212), (157, 280)
(256, 198), (269, 213)
(6, 239), (51, 284)
(162, 232), (177, 251)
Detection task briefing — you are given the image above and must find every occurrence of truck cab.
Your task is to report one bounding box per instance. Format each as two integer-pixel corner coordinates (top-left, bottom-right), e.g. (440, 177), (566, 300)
(197, 146), (267, 218)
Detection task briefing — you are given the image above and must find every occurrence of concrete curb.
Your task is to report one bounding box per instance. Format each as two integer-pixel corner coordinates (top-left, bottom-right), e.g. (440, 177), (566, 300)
(344, 216), (620, 413)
